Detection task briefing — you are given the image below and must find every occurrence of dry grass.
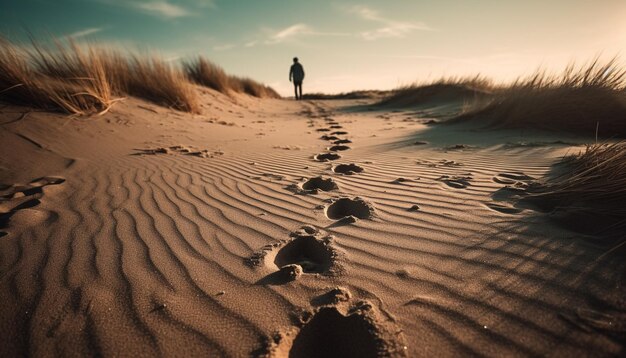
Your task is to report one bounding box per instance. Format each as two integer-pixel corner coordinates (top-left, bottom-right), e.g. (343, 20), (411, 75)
(0, 36), (200, 114)
(183, 56), (280, 98)
(120, 55), (200, 113)
(452, 59), (626, 137)
(303, 90), (390, 100)
(1, 37), (280, 115)
(30, 41), (200, 113)
(183, 57), (231, 93)
(30, 38), (200, 113)
(528, 142), (626, 243)
(0, 37), (116, 115)
(233, 76), (281, 98)
(378, 75), (493, 107)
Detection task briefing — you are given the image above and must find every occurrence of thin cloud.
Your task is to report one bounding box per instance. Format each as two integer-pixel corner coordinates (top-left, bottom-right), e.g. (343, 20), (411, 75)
(349, 5), (432, 40)
(67, 27), (103, 39)
(134, 1), (191, 18)
(264, 23), (350, 45)
(213, 43), (236, 51)
(351, 5), (383, 21)
(361, 23), (430, 41)
(93, 0), (201, 19)
(267, 23), (311, 43)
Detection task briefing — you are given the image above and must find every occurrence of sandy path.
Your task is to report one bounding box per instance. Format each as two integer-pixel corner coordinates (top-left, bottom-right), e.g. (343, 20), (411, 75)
(0, 95), (623, 357)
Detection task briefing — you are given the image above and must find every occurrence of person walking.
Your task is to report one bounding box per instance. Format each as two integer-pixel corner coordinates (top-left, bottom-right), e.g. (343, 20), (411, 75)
(289, 57), (305, 100)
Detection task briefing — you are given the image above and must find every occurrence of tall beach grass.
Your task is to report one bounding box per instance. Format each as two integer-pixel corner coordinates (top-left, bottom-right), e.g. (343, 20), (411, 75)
(183, 56), (280, 98)
(452, 59), (626, 137)
(0, 36), (280, 115)
(0, 37), (116, 115)
(378, 75), (493, 107)
(526, 142), (626, 251)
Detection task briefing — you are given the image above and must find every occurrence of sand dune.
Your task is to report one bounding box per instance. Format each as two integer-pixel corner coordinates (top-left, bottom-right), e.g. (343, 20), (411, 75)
(0, 90), (624, 357)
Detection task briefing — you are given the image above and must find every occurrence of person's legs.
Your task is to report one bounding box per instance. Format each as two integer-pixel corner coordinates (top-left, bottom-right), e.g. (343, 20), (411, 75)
(296, 83), (303, 100)
(294, 83), (298, 100)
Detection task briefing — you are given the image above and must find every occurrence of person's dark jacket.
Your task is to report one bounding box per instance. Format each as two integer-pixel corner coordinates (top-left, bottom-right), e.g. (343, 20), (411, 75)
(290, 63), (305, 83)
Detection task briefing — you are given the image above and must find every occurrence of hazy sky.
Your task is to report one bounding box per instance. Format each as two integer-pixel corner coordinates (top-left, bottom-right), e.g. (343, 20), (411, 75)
(1, 0), (625, 95)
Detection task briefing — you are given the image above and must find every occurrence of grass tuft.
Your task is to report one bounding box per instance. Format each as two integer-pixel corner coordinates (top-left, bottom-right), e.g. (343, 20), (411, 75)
(452, 58), (626, 137)
(234, 76), (281, 98)
(183, 56), (280, 98)
(303, 90), (389, 100)
(1, 37), (280, 115)
(528, 142), (626, 241)
(183, 57), (231, 93)
(377, 75), (493, 108)
(0, 37), (116, 115)
(122, 55), (200, 113)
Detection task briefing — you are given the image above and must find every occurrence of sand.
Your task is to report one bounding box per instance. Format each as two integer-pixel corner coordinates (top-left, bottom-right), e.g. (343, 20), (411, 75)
(0, 88), (624, 357)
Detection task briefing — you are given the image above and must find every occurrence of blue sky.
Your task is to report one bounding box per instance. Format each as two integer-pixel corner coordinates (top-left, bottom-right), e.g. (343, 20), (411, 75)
(1, 0), (625, 95)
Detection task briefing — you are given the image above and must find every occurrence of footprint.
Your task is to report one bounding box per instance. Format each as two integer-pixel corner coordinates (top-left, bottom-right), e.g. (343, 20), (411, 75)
(301, 177), (339, 192)
(247, 226), (343, 284)
(311, 287), (352, 306)
(288, 307), (382, 357)
(257, 299), (405, 358)
(436, 175), (472, 189)
(328, 145), (350, 152)
(262, 173), (287, 181)
(329, 125), (343, 129)
(491, 185), (530, 202)
(325, 197), (374, 220)
(485, 202), (523, 214)
(392, 177), (412, 184)
(314, 153), (341, 162)
(316, 128), (331, 132)
(0, 176), (65, 199)
(333, 139), (352, 144)
(188, 149), (224, 158)
(320, 135), (340, 141)
(0, 176), (65, 235)
(489, 173), (542, 213)
(438, 159), (462, 167)
(332, 164), (364, 175)
(288, 177), (339, 194)
(135, 145), (220, 157)
(493, 172), (536, 185)
(273, 235), (335, 274)
(331, 131), (348, 135)
(28, 176), (66, 189)
(0, 197), (41, 214)
(445, 144), (475, 151)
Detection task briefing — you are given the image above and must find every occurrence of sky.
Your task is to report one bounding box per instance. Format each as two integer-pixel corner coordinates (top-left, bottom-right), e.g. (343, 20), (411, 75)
(1, 0), (625, 96)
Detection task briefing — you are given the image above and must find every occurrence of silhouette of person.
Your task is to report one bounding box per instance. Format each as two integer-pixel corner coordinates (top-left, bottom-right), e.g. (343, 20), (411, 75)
(289, 57), (305, 100)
